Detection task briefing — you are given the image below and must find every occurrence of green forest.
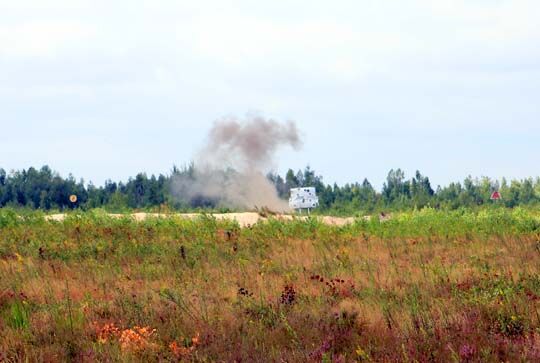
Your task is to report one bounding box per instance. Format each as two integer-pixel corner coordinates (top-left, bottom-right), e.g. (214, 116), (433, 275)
(0, 165), (539, 214)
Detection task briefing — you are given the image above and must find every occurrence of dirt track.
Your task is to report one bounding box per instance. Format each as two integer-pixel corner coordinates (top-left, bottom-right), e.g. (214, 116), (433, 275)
(45, 212), (356, 227)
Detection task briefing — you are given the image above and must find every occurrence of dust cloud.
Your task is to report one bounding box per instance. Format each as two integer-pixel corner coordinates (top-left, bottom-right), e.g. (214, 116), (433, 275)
(172, 115), (301, 211)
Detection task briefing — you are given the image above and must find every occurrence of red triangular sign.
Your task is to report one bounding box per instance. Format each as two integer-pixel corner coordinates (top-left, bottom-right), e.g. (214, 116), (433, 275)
(490, 191), (501, 200)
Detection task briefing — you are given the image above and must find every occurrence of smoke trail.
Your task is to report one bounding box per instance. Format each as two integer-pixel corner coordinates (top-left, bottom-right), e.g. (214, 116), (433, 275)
(172, 115), (302, 211)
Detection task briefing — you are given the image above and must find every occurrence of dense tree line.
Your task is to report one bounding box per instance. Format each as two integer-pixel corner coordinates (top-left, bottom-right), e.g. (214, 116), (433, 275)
(1, 165), (540, 213)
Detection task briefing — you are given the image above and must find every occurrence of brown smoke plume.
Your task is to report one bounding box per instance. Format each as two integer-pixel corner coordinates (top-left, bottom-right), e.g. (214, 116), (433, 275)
(172, 115), (301, 211)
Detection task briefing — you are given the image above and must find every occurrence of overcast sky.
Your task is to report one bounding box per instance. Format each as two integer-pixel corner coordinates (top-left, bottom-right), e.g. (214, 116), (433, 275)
(1, 0), (539, 188)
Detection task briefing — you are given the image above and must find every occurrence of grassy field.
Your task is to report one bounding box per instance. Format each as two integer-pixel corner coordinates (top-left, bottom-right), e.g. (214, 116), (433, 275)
(1, 208), (540, 362)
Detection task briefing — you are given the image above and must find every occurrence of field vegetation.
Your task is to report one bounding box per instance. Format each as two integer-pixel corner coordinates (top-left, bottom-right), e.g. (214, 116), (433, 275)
(1, 208), (540, 362)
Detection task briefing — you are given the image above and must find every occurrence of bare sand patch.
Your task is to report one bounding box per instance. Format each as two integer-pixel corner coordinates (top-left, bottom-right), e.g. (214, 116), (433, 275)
(44, 212), (356, 227)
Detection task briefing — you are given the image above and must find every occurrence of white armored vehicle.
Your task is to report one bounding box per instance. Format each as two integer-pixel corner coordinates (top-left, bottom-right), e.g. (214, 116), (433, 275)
(289, 187), (319, 212)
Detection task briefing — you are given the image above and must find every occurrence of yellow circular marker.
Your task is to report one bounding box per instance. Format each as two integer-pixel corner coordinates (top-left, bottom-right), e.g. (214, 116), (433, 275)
(69, 195), (78, 203)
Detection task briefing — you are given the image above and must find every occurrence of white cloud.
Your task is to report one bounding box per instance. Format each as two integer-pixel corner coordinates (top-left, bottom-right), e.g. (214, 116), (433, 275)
(2, 1), (538, 74)
(0, 22), (96, 58)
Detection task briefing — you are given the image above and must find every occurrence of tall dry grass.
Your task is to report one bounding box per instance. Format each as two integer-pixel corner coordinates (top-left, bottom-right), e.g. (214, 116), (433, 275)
(0, 208), (539, 362)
